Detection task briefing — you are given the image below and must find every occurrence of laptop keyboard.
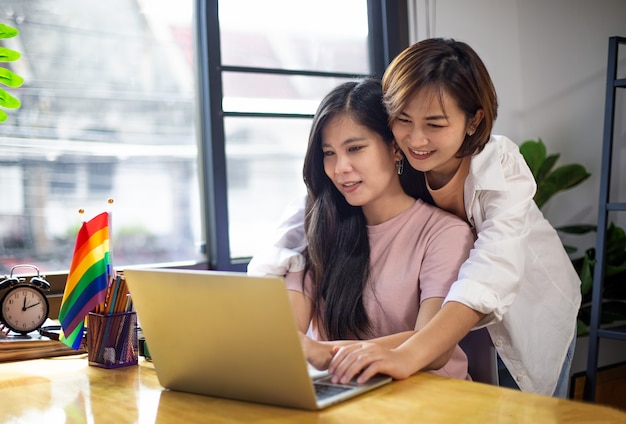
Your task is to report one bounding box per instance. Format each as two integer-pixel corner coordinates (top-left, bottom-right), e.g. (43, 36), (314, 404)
(314, 382), (354, 400)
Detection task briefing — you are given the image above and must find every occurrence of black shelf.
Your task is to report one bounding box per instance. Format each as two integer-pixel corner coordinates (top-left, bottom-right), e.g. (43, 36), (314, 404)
(583, 36), (626, 401)
(597, 328), (626, 342)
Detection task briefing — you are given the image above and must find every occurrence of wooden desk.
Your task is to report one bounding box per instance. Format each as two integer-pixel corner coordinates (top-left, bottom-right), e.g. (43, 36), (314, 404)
(1, 355), (625, 423)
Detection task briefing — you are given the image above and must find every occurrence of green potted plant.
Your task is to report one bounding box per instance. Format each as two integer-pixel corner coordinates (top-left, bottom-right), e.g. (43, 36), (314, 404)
(520, 138), (626, 335)
(0, 22), (23, 122)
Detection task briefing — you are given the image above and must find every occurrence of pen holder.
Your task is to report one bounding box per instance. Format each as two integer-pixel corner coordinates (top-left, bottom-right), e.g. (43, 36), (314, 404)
(87, 311), (138, 368)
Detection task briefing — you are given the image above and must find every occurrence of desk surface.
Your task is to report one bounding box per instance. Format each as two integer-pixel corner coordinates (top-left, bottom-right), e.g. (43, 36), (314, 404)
(1, 355), (625, 423)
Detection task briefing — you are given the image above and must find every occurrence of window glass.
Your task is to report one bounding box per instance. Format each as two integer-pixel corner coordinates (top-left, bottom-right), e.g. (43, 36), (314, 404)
(224, 116), (310, 258)
(219, 1), (370, 260)
(219, 0), (369, 74)
(222, 73), (352, 115)
(0, 0), (374, 272)
(0, 0), (203, 273)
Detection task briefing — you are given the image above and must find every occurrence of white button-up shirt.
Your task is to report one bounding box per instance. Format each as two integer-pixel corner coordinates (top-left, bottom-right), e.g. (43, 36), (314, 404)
(446, 135), (581, 395)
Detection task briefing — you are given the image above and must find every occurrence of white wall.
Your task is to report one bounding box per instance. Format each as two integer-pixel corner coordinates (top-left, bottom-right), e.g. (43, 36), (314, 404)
(408, 0), (626, 253)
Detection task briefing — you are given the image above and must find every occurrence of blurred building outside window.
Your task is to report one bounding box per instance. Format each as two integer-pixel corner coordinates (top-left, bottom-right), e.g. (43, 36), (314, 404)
(0, 0), (371, 274)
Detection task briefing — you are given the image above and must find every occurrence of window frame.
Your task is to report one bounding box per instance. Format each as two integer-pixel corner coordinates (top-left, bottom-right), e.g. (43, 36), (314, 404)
(196, 0), (408, 271)
(4, 0), (408, 316)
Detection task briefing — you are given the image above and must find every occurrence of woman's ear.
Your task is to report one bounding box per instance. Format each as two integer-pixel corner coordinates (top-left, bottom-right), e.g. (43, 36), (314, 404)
(392, 141), (403, 161)
(467, 109), (485, 134)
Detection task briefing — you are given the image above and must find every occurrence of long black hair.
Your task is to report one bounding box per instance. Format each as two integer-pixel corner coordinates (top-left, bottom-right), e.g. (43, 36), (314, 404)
(302, 78), (429, 340)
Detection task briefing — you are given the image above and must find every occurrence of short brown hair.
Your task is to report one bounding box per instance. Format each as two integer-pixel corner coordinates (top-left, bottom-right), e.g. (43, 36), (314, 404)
(382, 38), (498, 157)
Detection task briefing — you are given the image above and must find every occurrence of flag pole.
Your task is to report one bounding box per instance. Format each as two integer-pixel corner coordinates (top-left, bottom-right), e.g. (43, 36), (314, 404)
(107, 198), (115, 285)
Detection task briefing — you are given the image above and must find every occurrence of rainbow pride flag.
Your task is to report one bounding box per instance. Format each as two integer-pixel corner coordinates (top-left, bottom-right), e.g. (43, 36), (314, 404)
(59, 212), (111, 349)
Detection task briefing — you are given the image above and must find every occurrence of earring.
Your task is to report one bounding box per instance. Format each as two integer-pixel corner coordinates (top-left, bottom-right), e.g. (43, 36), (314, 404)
(396, 157), (404, 175)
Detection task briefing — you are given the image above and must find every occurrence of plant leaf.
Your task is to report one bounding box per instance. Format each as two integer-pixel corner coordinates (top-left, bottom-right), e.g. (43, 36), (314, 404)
(534, 164), (591, 208)
(605, 222), (626, 264)
(519, 139), (546, 179)
(0, 87), (20, 108)
(564, 244), (577, 254)
(579, 253), (594, 296)
(556, 224), (597, 234)
(0, 46), (21, 62)
(534, 182), (555, 209)
(0, 23), (19, 39)
(545, 164), (592, 190)
(0, 67), (24, 88)
(535, 153), (559, 185)
(0, 109), (6, 122)
(605, 262), (626, 279)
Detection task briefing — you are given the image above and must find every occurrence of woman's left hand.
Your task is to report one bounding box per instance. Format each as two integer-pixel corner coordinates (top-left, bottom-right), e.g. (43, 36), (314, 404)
(328, 341), (415, 384)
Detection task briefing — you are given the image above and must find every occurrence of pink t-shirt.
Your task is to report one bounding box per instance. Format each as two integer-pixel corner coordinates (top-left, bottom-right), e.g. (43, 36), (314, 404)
(285, 199), (474, 380)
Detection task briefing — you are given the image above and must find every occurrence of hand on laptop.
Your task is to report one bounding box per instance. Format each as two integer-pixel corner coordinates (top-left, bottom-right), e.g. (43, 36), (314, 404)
(298, 332), (334, 370)
(328, 342), (413, 384)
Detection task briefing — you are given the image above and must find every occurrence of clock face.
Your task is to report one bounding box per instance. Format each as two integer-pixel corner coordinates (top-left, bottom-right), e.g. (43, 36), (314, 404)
(1, 285), (50, 334)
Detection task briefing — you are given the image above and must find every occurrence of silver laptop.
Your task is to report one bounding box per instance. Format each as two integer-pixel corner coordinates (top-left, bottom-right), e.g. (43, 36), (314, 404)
(123, 268), (391, 410)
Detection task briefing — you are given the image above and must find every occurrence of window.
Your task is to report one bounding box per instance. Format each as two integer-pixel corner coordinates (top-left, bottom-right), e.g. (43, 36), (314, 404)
(0, 0), (202, 273)
(200, 0), (408, 270)
(0, 0), (406, 275)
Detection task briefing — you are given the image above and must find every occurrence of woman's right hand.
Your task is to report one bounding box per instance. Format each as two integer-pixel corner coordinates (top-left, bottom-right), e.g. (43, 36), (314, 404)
(298, 332), (334, 370)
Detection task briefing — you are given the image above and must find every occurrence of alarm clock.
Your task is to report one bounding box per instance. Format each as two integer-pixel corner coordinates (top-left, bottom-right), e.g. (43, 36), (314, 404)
(0, 264), (51, 334)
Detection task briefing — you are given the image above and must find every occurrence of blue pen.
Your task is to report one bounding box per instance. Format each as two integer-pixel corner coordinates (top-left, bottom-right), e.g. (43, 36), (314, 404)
(108, 275), (121, 314)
